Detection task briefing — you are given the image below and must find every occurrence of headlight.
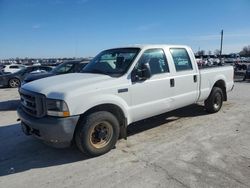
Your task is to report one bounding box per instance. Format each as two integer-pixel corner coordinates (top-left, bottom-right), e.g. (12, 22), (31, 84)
(46, 98), (70, 117)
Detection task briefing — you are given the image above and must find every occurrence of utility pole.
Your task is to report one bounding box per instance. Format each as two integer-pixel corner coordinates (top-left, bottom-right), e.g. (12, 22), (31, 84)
(220, 29), (223, 63)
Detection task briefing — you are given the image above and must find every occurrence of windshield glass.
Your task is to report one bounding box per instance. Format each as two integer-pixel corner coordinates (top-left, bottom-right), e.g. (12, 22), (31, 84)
(81, 48), (140, 77)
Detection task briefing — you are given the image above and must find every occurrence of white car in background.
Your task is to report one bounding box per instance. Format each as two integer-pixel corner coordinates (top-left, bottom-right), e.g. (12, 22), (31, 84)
(4, 64), (26, 73)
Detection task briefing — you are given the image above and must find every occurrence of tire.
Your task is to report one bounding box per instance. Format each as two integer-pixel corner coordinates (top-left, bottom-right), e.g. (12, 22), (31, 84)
(204, 87), (223, 113)
(243, 75), (246, 81)
(8, 78), (20, 88)
(242, 65), (247, 70)
(75, 111), (120, 157)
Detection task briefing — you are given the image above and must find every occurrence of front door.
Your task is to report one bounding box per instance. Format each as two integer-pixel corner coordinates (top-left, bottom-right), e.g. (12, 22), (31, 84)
(129, 48), (174, 122)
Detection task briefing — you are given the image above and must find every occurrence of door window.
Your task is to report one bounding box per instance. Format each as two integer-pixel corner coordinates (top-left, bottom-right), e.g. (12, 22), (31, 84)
(136, 49), (169, 75)
(170, 48), (193, 71)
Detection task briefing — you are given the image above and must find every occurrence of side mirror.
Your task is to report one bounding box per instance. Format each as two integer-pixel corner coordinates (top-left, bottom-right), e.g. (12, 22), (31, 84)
(131, 63), (151, 82)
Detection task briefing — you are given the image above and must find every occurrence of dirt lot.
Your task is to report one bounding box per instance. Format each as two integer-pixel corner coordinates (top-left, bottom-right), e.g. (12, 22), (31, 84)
(0, 81), (250, 188)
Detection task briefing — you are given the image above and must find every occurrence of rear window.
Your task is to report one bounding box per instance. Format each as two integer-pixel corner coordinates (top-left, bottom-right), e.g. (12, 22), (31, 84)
(9, 65), (19, 69)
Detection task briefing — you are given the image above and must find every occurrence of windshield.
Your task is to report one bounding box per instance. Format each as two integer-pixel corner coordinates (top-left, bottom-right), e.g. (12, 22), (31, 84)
(81, 48), (140, 77)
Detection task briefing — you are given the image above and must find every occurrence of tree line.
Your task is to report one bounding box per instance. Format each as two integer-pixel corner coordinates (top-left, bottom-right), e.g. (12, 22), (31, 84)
(196, 45), (250, 56)
(239, 45), (250, 56)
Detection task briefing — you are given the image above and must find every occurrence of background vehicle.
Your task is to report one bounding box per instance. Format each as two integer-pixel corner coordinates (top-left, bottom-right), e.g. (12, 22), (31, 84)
(3, 64), (26, 73)
(0, 66), (52, 88)
(243, 65), (250, 81)
(22, 60), (89, 84)
(18, 45), (234, 156)
(0, 64), (5, 72)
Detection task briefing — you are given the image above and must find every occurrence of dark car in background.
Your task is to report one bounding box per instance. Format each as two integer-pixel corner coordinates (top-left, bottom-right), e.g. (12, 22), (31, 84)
(0, 64), (6, 72)
(0, 66), (52, 88)
(23, 60), (89, 85)
(243, 65), (250, 81)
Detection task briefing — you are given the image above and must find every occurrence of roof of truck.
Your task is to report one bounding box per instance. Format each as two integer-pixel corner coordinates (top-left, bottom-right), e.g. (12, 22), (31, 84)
(107, 44), (191, 50)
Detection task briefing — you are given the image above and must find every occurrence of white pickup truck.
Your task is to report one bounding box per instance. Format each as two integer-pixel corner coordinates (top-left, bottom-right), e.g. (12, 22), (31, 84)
(17, 45), (234, 156)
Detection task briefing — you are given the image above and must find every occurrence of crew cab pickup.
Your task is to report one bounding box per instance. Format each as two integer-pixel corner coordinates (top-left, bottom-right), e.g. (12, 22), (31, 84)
(17, 45), (234, 156)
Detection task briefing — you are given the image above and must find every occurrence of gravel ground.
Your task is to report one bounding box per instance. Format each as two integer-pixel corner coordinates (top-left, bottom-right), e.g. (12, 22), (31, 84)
(0, 81), (250, 188)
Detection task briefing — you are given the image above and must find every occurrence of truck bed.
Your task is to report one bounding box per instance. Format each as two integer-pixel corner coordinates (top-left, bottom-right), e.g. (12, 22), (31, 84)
(198, 65), (234, 102)
(198, 64), (232, 69)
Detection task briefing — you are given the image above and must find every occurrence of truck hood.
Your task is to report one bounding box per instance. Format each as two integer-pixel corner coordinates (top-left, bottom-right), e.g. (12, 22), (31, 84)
(22, 73), (114, 99)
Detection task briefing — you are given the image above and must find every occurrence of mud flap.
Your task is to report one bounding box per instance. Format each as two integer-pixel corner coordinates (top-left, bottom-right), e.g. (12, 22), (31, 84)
(120, 118), (127, 140)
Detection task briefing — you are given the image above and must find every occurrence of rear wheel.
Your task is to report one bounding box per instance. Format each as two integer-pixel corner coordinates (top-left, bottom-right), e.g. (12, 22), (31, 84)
(8, 78), (20, 88)
(205, 87), (223, 113)
(75, 111), (120, 157)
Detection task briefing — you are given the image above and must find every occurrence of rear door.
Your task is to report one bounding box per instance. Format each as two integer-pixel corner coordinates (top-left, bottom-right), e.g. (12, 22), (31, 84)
(167, 48), (199, 108)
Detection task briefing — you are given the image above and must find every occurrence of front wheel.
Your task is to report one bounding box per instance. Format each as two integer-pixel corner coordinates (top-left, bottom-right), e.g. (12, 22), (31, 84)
(75, 111), (120, 157)
(204, 87), (223, 113)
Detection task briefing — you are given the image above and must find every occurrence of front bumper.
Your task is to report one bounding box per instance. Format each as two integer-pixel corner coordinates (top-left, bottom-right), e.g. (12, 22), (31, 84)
(17, 106), (80, 148)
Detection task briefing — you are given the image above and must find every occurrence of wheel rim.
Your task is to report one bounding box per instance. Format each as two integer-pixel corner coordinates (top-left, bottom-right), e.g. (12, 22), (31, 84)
(89, 121), (113, 149)
(213, 93), (222, 110)
(9, 79), (20, 87)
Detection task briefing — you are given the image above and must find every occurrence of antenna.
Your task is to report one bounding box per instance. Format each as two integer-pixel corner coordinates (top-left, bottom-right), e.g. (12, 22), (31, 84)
(220, 30), (223, 62)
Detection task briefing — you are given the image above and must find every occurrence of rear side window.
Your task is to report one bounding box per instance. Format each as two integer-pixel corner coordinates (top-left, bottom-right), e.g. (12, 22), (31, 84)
(57, 63), (75, 73)
(32, 67), (39, 71)
(76, 63), (88, 72)
(170, 48), (193, 71)
(44, 67), (53, 71)
(137, 48), (169, 75)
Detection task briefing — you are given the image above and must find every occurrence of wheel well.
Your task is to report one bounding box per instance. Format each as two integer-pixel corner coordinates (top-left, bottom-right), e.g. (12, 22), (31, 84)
(9, 77), (20, 81)
(213, 80), (227, 101)
(76, 104), (127, 139)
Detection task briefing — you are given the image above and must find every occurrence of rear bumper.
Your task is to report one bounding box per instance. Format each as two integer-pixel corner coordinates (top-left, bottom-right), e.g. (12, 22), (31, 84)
(17, 106), (80, 148)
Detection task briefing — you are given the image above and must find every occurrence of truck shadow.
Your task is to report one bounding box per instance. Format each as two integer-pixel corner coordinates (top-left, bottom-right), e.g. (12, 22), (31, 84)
(0, 123), (87, 177)
(0, 104), (207, 176)
(0, 100), (20, 111)
(128, 104), (207, 136)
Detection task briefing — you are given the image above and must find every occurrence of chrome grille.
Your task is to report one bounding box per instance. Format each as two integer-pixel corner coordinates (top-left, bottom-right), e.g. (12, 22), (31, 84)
(19, 88), (46, 117)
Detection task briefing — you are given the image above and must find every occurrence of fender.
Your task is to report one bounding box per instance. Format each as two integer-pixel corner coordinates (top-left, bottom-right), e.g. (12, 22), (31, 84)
(68, 93), (132, 124)
(210, 74), (226, 89)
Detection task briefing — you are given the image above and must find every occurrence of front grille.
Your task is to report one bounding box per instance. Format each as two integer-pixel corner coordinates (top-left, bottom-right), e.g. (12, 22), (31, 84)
(19, 88), (46, 117)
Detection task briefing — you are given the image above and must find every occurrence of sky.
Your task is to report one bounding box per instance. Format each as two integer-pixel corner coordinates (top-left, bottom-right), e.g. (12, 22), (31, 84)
(0, 0), (250, 59)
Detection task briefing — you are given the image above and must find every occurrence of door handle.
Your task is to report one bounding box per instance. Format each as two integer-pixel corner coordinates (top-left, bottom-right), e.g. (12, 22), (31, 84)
(170, 78), (175, 87)
(193, 75), (197, 83)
